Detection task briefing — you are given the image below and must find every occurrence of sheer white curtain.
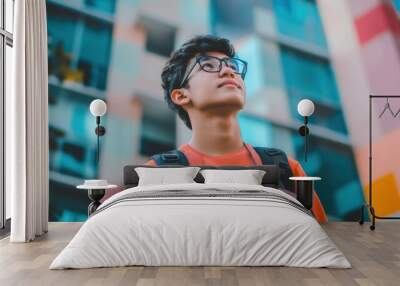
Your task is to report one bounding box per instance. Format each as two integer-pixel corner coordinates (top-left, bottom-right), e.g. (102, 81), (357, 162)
(7, 0), (49, 242)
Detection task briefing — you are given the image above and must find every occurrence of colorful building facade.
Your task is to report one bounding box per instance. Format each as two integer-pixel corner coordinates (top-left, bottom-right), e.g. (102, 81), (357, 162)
(47, 0), (400, 221)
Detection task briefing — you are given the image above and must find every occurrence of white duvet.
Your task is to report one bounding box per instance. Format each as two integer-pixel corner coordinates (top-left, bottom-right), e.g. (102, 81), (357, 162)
(50, 183), (351, 269)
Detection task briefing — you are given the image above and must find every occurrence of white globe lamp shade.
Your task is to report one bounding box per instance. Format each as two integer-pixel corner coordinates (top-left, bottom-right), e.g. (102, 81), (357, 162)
(90, 99), (107, 117)
(297, 99), (315, 117)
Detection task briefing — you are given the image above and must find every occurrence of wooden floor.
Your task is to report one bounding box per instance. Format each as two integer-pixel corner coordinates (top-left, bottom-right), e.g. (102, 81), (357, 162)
(0, 222), (399, 286)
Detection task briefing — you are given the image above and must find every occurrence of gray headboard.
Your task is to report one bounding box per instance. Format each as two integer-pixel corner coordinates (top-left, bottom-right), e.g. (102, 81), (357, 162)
(123, 165), (281, 188)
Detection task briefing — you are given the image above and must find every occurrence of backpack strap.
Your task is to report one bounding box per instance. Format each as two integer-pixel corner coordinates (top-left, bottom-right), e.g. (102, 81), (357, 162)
(151, 147), (293, 190)
(150, 149), (189, 166)
(253, 147), (294, 191)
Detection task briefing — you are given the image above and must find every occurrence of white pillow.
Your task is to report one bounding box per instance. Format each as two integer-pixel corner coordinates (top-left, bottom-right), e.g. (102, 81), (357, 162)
(135, 167), (201, 186)
(200, 169), (266, 185)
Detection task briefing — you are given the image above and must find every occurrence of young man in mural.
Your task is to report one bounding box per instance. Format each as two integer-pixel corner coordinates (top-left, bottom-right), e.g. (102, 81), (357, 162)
(146, 35), (327, 223)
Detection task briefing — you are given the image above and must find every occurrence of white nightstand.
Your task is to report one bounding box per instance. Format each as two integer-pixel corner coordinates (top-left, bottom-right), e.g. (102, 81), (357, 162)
(289, 176), (321, 210)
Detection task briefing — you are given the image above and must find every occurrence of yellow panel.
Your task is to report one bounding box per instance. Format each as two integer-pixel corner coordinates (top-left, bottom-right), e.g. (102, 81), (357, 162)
(364, 173), (400, 216)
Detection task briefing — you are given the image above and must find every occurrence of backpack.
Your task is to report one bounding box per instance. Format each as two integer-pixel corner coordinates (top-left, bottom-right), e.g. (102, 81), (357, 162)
(150, 147), (294, 190)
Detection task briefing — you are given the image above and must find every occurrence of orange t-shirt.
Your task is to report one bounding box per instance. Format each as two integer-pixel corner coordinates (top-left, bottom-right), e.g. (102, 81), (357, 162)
(146, 143), (327, 223)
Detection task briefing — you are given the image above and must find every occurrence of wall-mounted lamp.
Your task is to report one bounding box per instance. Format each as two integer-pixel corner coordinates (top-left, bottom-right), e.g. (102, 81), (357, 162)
(89, 99), (107, 164)
(297, 99), (315, 162)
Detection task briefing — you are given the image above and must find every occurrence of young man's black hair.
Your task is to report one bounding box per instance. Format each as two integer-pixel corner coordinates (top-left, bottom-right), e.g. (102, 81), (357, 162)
(161, 35), (236, 129)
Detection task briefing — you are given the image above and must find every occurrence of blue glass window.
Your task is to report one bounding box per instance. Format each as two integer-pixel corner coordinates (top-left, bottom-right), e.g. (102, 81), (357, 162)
(239, 114), (296, 155)
(240, 114), (363, 221)
(393, 0), (400, 13)
(139, 108), (176, 157)
(239, 114), (274, 147)
(84, 0), (116, 14)
(79, 18), (113, 90)
(236, 37), (266, 99)
(47, 6), (78, 55)
(280, 46), (348, 134)
(47, 4), (113, 90)
(292, 134), (364, 221)
(49, 181), (89, 222)
(281, 47), (338, 105)
(210, 0), (254, 37)
(140, 16), (176, 57)
(272, 0), (327, 49)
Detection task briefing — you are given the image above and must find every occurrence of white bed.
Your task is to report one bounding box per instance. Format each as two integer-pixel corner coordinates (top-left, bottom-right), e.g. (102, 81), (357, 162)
(50, 183), (351, 269)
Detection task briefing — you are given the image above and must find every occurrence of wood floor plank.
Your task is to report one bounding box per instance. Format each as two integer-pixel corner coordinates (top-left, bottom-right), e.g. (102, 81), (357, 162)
(0, 222), (399, 286)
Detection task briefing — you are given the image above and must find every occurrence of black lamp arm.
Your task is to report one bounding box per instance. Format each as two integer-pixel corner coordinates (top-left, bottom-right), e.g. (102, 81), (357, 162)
(95, 116), (106, 164)
(298, 116), (309, 162)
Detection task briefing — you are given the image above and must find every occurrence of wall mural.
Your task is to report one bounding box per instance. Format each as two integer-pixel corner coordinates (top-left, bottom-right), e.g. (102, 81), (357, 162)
(47, 0), (400, 222)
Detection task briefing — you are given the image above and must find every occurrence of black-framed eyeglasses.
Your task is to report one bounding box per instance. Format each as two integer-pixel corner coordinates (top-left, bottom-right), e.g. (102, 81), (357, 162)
(179, 55), (248, 88)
